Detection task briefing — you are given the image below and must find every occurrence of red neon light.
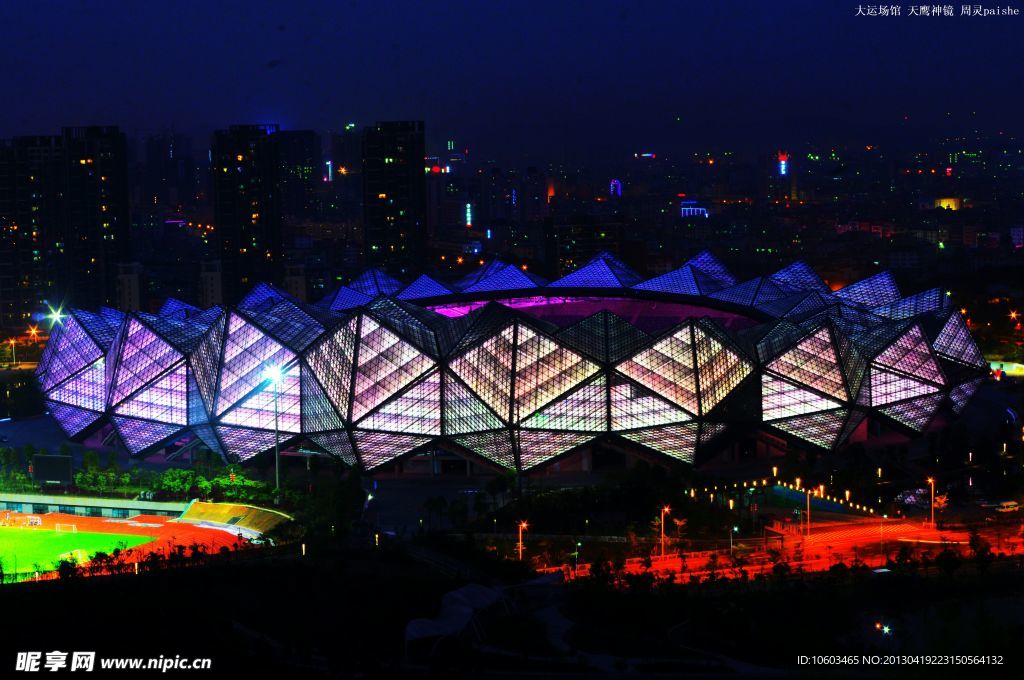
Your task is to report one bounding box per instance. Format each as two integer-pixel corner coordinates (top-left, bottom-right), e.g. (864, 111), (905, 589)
(431, 165), (441, 174)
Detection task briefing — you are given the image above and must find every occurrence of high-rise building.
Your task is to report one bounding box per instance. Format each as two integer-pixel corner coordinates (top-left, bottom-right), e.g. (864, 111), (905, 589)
(361, 121), (426, 274)
(140, 133), (197, 209)
(0, 127), (130, 325)
(274, 130), (321, 219)
(59, 127), (132, 310)
(211, 124), (283, 302)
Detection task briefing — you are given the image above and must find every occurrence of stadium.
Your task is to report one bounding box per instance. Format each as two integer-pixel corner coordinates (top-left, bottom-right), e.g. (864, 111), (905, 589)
(36, 251), (987, 473)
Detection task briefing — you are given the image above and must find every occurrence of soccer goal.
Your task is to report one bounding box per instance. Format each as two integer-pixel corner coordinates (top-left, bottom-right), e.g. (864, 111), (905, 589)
(55, 523), (78, 533)
(59, 549), (87, 564)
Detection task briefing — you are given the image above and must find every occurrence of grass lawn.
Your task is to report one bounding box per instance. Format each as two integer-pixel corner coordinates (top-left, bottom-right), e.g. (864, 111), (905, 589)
(0, 527), (155, 575)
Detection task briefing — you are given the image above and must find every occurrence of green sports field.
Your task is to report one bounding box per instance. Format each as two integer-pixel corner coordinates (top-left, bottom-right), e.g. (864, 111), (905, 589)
(0, 527), (155, 576)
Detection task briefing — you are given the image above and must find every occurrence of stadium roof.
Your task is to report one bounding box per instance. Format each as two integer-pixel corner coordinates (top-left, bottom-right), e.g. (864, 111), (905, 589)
(38, 253), (984, 472)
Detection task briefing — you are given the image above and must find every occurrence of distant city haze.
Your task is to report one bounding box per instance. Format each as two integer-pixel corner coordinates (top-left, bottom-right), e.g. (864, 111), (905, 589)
(1, 1), (1020, 165)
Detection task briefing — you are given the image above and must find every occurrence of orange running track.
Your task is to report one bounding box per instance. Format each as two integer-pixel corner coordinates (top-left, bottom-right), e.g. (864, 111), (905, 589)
(3, 511), (248, 560)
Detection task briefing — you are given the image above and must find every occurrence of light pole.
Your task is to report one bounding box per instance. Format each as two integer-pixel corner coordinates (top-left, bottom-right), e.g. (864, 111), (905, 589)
(730, 525), (738, 555)
(264, 365), (283, 506)
(880, 513), (886, 559)
(660, 505), (671, 557)
(575, 541), (581, 576)
(7, 338), (15, 366)
(927, 477), (935, 527)
(518, 521), (528, 561)
(805, 489), (811, 538)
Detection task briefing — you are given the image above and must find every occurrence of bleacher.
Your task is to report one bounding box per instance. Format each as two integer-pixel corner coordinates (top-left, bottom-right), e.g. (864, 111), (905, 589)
(175, 501), (291, 539)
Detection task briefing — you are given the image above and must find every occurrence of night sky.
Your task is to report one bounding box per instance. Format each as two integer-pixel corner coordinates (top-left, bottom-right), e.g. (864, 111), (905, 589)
(1, 1), (1020, 165)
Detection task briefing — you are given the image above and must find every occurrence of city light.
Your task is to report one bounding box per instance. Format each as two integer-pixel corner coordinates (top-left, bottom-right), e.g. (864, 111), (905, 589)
(263, 364), (283, 386)
(45, 305), (65, 327)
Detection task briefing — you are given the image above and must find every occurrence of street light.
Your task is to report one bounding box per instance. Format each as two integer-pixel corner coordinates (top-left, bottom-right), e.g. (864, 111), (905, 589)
(806, 489), (812, 538)
(518, 521), (528, 561)
(927, 477), (935, 527)
(575, 541), (582, 576)
(46, 304), (65, 328)
(264, 364), (283, 506)
(730, 525), (738, 555)
(7, 338), (15, 367)
(660, 505), (671, 557)
(880, 513), (887, 559)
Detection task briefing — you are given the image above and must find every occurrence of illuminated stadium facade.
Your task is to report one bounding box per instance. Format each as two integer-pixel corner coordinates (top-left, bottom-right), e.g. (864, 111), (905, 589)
(36, 252), (988, 473)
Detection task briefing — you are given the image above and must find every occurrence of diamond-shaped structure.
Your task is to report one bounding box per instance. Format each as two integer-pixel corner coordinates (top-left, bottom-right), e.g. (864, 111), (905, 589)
(38, 254), (986, 469)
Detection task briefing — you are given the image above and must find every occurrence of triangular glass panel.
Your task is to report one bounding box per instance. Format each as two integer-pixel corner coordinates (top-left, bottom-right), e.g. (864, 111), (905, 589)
(516, 430), (595, 469)
(521, 374), (607, 432)
(352, 430), (433, 469)
(619, 422), (701, 463)
(309, 431), (358, 467)
(444, 372), (506, 434)
(351, 315), (435, 421)
(616, 324), (699, 414)
(878, 393), (944, 431)
(610, 375), (692, 431)
(358, 370), (442, 435)
(451, 431), (516, 469)
(762, 374), (843, 421)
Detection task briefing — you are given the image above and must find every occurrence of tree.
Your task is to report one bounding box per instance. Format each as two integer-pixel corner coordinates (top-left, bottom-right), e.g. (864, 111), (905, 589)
(935, 547), (961, 577)
(82, 450), (101, 471)
(968, 530), (993, 574)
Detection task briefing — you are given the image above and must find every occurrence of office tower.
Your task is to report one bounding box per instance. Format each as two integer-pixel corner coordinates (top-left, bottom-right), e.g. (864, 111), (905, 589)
(0, 138), (51, 330)
(274, 130), (321, 219)
(211, 124), (283, 301)
(59, 127), (132, 310)
(361, 121), (426, 273)
(141, 133), (197, 209)
(0, 127), (130, 323)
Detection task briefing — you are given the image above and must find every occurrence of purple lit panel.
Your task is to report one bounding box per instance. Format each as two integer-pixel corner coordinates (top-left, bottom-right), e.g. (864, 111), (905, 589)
(48, 401), (103, 437)
(513, 326), (599, 421)
(874, 325), (944, 385)
(762, 374), (841, 421)
(215, 313), (296, 416)
(619, 422), (701, 464)
(609, 378), (692, 431)
(449, 325), (515, 420)
(769, 409), (850, 449)
(39, 317), (102, 392)
(452, 431), (516, 469)
(516, 430), (595, 469)
(868, 367), (940, 407)
(213, 425), (281, 461)
(617, 325), (699, 414)
(443, 372), (505, 434)
(220, 362), (301, 433)
(521, 375), (607, 432)
(350, 316), (435, 421)
(352, 430), (433, 469)
(878, 393), (944, 431)
(113, 416), (186, 455)
(767, 326), (846, 401)
(47, 359), (106, 412)
(949, 378), (983, 414)
(113, 362), (188, 424)
(357, 370), (441, 435)
(110, 319), (182, 406)
(309, 431), (358, 466)
(934, 314), (986, 369)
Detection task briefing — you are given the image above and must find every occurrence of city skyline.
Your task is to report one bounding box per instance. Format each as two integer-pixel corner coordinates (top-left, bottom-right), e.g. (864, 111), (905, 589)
(1, 2), (1021, 166)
